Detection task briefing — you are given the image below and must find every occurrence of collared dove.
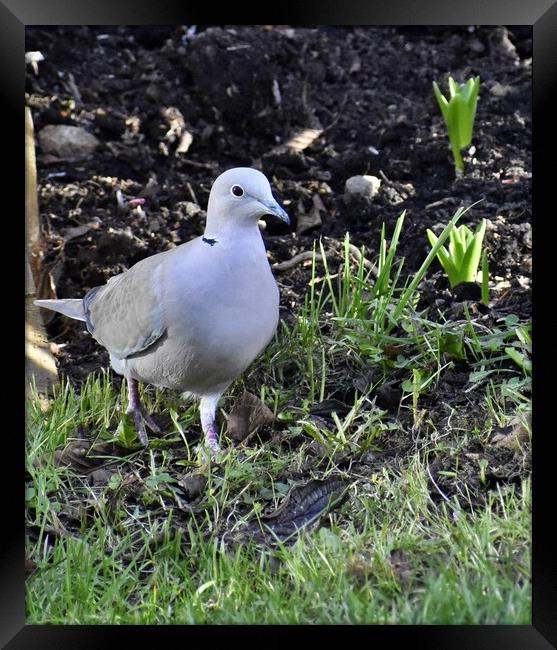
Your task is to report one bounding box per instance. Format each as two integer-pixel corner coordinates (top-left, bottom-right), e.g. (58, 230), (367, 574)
(35, 167), (289, 453)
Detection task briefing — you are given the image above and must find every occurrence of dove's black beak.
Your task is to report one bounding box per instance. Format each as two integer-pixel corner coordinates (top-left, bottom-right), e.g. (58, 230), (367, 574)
(261, 199), (290, 225)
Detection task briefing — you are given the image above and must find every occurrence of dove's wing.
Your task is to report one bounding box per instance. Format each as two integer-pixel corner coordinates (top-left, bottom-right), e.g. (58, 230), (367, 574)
(84, 249), (171, 360)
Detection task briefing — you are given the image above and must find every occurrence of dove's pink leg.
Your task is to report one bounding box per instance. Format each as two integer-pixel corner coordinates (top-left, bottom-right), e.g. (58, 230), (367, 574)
(199, 394), (222, 454)
(126, 377), (161, 447)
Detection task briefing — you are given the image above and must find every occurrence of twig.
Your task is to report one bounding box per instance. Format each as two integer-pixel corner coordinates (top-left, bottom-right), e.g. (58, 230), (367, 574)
(179, 159), (218, 170)
(273, 242), (378, 278)
(273, 251), (326, 271)
(343, 242), (378, 278)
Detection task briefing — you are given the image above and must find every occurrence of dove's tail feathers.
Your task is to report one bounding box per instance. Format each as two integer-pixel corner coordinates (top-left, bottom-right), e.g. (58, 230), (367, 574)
(34, 299), (86, 322)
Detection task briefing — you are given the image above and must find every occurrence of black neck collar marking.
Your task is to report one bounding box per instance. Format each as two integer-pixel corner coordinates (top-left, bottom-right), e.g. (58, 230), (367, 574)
(202, 237), (218, 247)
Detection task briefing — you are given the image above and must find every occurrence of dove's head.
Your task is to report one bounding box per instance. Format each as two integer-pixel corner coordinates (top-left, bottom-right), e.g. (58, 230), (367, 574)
(206, 168), (289, 233)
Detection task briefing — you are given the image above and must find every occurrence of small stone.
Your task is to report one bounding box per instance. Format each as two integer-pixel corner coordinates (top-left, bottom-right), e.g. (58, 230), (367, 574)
(344, 175), (381, 199)
(38, 125), (99, 162)
(490, 82), (514, 98)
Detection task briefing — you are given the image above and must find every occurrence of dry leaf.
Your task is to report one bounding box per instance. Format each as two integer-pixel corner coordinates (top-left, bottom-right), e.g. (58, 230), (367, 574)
(296, 207), (322, 235)
(226, 391), (275, 442)
(240, 477), (349, 543)
(389, 548), (413, 585)
(179, 472), (207, 500)
(88, 468), (116, 486)
(54, 439), (95, 472)
(60, 224), (90, 243)
(492, 415), (530, 449)
(175, 130), (194, 154)
(284, 128), (323, 153)
(296, 192), (326, 235)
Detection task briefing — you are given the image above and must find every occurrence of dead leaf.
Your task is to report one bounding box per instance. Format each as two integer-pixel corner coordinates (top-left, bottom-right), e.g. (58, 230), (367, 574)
(389, 548), (413, 586)
(492, 415), (530, 449)
(347, 552), (373, 583)
(178, 472), (207, 500)
(296, 193), (326, 235)
(52, 438), (124, 474)
(60, 224), (90, 243)
(54, 439), (96, 472)
(284, 128), (323, 153)
(175, 130), (194, 154)
(243, 477), (349, 542)
(309, 399), (350, 418)
(263, 128), (324, 165)
(296, 207), (322, 235)
(88, 468), (116, 487)
(226, 391), (275, 442)
(25, 558), (38, 576)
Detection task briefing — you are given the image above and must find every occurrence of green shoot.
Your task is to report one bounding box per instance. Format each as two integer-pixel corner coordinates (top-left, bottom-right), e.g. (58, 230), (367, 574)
(481, 249), (490, 306)
(427, 219), (487, 289)
(391, 206), (468, 322)
(433, 76), (480, 174)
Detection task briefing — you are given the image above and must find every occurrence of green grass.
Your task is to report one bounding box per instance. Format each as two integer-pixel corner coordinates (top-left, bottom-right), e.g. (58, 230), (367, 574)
(26, 462), (530, 624)
(26, 209), (531, 624)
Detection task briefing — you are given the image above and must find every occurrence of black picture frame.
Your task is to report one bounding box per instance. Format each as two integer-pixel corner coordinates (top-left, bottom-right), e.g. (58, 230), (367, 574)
(10, 1), (554, 647)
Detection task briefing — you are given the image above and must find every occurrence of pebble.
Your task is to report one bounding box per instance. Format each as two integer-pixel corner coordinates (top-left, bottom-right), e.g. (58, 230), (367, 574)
(38, 124), (99, 162)
(344, 174), (381, 199)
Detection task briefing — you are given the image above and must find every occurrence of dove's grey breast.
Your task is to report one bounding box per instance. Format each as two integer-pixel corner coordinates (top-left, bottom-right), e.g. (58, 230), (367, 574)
(122, 231), (279, 395)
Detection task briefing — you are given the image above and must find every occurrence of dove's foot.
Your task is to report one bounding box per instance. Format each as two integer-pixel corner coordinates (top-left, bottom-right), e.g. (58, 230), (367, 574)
(199, 393), (225, 457)
(128, 408), (150, 447)
(137, 404), (162, 435)
(126, 377), (161, 447)
(205, 424), (221, 455)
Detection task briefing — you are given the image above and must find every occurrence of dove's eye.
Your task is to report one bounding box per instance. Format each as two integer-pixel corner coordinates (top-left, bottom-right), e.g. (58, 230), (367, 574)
(231, 184), (244, 197)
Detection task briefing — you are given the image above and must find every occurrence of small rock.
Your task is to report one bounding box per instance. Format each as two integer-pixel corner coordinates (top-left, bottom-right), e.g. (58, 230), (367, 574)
(38, 125), (99, 162)
(344, 175), (381, 199)
(360, 450), (377, 464)
(490, 82), (514, 98)
(312, 169), (332, 182)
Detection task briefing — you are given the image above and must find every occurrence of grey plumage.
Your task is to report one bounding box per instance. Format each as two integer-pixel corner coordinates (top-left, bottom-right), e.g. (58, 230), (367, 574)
(34, 167), (289, 452)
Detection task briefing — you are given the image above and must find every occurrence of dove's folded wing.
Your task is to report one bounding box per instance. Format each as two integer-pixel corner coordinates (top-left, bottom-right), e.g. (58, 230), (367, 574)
(84, 252), (168, 360)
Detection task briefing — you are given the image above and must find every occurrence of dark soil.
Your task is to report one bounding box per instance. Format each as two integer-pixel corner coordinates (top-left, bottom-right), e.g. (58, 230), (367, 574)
(26, 26), (531, 520)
